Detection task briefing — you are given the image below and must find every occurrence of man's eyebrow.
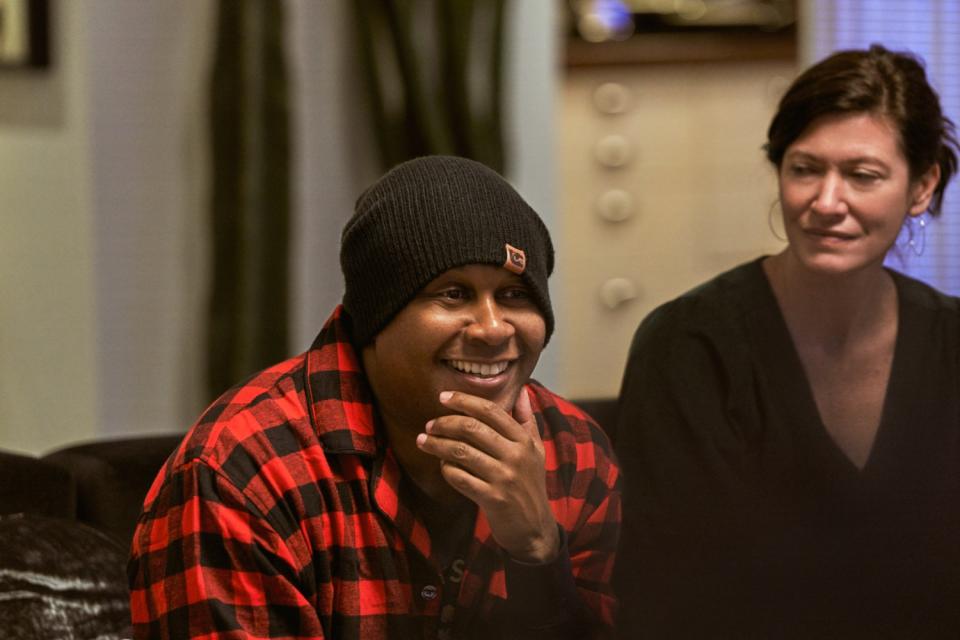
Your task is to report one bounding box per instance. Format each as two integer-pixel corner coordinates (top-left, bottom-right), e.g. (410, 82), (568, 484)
(423, 277), (461, 289)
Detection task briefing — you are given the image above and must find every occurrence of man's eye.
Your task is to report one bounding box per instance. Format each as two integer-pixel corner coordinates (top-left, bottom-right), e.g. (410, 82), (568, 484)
(439, 288), (467, 301)
(788, 164), (815, 177)
(501, 288), (531, 301)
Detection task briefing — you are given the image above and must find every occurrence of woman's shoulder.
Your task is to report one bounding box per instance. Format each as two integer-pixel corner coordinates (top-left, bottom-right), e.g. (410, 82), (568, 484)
(633, 258), (770, 346)
(890, 268), (960, 316)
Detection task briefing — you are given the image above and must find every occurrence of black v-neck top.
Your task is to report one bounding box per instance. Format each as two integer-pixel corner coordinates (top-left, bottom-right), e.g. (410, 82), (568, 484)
(613, 258), (960, 639)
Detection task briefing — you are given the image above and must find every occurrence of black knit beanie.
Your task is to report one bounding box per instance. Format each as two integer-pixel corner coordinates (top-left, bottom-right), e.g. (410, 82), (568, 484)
(340, 155), (555, 347)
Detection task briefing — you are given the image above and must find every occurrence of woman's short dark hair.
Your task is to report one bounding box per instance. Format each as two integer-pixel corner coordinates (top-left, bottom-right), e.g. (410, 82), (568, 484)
(765, 44), (959, 216)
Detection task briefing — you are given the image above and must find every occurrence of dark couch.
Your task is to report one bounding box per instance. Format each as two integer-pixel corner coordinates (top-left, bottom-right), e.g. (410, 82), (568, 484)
(574, 397), (620, 445)
(0, 434), (183, 544)
(0, 435), (182, 639)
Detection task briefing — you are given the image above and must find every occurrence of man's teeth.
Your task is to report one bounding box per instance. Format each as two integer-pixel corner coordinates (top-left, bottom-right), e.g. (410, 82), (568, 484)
(448, 360), (509, 376)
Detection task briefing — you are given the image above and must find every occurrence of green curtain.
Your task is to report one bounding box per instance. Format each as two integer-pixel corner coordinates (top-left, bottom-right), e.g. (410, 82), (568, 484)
(206, 0), (290, 400)
(354, 0), (507, 173)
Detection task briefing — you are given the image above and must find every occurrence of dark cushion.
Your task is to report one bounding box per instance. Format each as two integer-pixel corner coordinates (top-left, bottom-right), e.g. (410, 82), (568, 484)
(571, 398), (619, 444)
(0, 449), (76, 519)
(42, 434), (182, 546)
(0, 513), (130, 639)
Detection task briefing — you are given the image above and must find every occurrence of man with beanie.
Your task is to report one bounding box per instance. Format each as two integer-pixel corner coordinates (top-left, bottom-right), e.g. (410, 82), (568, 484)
(128, 156), (620, 640)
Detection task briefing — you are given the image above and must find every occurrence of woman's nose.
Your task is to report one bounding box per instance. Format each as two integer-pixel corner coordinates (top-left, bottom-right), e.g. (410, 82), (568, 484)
(812, 172), (847, 215)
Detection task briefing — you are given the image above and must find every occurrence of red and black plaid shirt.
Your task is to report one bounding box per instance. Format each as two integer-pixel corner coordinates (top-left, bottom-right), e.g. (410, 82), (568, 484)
(129, 306), (620, 639)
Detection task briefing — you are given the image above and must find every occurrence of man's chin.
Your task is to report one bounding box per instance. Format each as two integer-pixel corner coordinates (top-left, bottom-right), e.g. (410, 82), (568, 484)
(449, 384), (522, 416)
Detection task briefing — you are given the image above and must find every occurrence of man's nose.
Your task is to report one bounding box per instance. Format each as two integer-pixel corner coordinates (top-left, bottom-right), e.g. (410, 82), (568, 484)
(464, 297), (515, 344)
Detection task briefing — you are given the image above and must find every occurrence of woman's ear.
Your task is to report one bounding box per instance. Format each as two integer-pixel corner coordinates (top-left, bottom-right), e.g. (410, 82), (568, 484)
(909, 163), (942, 216)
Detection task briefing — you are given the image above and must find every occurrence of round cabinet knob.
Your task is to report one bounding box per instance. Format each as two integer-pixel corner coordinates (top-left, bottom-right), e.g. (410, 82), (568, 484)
(599, 277), (638, 310)
(594, 134), (633, 168)
(595, 189), (635, 223)
(592, 82), (631, 115)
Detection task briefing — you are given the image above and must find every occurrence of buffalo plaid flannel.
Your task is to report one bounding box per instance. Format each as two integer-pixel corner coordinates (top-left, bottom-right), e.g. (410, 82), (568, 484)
(129, 306), (620, 639)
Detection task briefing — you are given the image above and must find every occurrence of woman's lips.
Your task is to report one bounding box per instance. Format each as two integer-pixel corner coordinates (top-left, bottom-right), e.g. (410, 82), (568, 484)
(804, 228), (858, 242)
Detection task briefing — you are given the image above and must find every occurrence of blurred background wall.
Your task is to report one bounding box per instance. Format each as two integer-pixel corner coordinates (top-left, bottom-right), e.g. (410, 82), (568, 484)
(0, 0), (956, 455)
(0, 0), (559, 454)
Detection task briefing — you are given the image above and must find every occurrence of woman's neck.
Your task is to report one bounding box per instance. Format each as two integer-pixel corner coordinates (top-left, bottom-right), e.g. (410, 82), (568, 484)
(763, 250), (896, 349)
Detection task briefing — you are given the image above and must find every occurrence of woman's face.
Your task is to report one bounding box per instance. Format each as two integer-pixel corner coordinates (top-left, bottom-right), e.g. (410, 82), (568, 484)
(777, 112), (940, 276)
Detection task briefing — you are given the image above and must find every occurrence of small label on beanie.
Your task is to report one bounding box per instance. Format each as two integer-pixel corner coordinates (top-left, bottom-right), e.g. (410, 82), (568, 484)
(504, 244), (526, 274)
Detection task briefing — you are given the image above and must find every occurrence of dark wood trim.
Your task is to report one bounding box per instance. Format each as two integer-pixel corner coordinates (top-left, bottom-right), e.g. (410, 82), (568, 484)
(27, 0), (50, 68)
(566, 31), (796, 68)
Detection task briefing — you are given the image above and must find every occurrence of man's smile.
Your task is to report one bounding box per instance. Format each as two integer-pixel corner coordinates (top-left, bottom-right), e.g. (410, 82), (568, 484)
(445, 359), (513, 378)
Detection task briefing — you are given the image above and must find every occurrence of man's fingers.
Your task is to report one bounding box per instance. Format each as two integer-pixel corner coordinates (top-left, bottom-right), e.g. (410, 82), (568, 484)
(438, 389), (529, 441)
(416, 432), (499, 481)
(512, 387), (540, 441)
(437, 460), (489, 504)
(427, 389), (556, 563)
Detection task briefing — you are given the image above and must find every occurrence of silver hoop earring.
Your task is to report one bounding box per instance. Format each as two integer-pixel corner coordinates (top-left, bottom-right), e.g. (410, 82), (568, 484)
(907, 213), (928, 257)
(767, 200), (786, 242)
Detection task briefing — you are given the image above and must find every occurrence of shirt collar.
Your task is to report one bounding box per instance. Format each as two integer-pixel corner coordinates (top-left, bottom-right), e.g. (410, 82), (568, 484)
(304, 305), (380, 456)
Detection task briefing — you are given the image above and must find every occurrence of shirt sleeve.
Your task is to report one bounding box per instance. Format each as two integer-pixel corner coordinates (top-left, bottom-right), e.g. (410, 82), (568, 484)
(612, 302), (765, 637)
(500, 392), (622, 639)
(503, 514), (618, 640)
(128, 458), (324, 639)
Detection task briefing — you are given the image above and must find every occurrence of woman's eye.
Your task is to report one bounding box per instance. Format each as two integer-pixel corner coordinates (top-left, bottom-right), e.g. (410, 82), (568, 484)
(788, 164), (815, 177)
(850, 171), (881, 184)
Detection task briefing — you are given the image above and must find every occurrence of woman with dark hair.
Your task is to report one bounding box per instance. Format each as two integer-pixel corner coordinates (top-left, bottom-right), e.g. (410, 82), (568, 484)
(614, 44), (960, 638)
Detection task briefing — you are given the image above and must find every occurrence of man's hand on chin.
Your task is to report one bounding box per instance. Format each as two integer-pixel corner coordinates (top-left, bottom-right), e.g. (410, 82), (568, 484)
(416, 387), (560, 564)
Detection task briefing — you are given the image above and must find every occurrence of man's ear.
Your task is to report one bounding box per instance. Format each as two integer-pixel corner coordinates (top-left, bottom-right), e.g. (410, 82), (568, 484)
(909, 163), (941, 216)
